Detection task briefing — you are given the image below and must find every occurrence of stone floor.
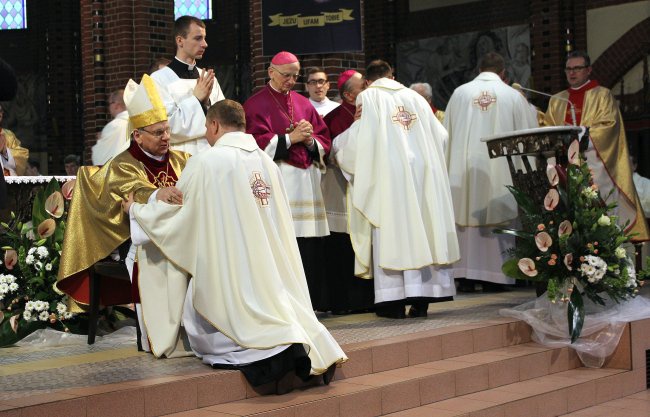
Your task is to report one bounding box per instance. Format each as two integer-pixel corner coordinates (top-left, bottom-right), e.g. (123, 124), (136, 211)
(0, 288), (537, 402)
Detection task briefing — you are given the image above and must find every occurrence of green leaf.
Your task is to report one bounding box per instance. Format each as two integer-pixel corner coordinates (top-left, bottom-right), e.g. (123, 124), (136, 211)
(493, 228), (534, 239)
(568, 287), (585, 343)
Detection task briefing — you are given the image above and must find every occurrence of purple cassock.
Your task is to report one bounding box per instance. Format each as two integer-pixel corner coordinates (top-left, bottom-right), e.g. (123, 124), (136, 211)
(323, 100), (356, 139)
(243, 85), (331, 167)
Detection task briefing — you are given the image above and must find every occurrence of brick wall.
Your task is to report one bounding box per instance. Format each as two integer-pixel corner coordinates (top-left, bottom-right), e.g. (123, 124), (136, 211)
(248, 0), (366, 99)
(79, 0), (174, 163)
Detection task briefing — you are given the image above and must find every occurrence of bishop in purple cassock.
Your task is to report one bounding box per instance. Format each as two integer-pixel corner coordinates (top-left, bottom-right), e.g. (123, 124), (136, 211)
(243, 51), (332, 311)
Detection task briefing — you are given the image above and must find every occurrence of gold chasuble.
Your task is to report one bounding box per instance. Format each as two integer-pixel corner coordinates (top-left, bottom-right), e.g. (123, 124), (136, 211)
(56, 141), (189, 307)
(1, 128), (29, 175)
(544, 84), (649, 241)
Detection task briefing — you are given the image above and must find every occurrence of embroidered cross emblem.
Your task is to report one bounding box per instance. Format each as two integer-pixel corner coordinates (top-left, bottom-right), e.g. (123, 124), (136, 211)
(473, 91), (497, 111)
(250, 172), (271, 207)
(391, 106), (418, 131)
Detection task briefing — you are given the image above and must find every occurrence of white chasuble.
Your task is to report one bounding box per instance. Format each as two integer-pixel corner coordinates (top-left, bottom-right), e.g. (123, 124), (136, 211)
(132, 132), (347, 372)
(333, 78), (459, 289)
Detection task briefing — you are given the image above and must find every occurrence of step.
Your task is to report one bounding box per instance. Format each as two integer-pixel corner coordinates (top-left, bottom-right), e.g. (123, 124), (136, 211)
(163, 341), (583, 416)
(383, 367), (641, 417)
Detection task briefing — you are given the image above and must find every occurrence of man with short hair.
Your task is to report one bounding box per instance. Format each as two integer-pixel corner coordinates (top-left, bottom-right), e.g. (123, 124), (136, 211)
(92, 89), (130, 165)
(151, 15), (225, 155)
(333, 60), (459, 319)
(125, 100), (346, 392)
(410, 82), (444, 122)
(305, 67), (339, 116)
(25, 159), (40, 176)
(322, 70), (374, 314)
(57, 75), (190, 354)
(545, 50), (648, 241)
(0, 103), (29, 176)
(63, 154), (81, 176)
(444, 52), (538, 292)
(243, 51), (332, 311)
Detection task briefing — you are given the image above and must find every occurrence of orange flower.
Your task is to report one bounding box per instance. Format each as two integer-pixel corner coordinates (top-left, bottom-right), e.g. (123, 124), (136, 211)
(548, 259), (556, 266)
(45, 191), (64, 218)
(37, 219), (56, 238)
(544, 189), (560, 211)
(568, 139), (580, 165)
(61, 179), (76, 200)
(535, 232), (553, 252)
(518, 258), (538, 277)
(4, 249), (17, 270)
(537, 224), (545, 231)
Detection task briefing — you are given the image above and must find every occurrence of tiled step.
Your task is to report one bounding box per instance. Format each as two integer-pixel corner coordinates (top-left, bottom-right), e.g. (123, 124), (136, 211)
(383, 367), (642, 417)
(0, 318), (531, 417)
(164, 342), (584, 416)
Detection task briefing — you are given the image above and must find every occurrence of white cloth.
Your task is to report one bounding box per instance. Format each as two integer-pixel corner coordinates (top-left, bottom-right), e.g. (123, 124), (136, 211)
(444, 71), (538, 227)
(333, 77), (459, 302)
(320, 161), (348, 233)
(131, 132), (347, 371)
(309, 97), (339, 117)
(151, 66), (225, 155)
(263, 135), (329, 237)
(632, 172), (650, 218)
(92, 110), (130, 165)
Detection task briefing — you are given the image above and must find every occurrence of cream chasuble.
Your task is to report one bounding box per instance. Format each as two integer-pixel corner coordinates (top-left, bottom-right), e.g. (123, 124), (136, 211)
(544, 86), (649, 241)
(444, 72), (538, 227)
(333, 78), (459, 281)
(151, 67), (225, 155)
(132, 133), (347, 370)
(92, 110), (130, 165)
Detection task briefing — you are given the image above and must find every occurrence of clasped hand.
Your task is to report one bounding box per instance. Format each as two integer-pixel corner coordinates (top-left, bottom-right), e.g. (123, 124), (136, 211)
(288, 119), (314, 145)
(121, 186), (183, 214)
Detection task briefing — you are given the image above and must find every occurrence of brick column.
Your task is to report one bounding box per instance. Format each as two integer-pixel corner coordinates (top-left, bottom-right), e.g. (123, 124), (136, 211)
(248, 0), (366, 98)
(79, 0), (174, 162)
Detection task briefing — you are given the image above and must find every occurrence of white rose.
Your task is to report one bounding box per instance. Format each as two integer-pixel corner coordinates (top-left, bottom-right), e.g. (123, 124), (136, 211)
(597, 215), (611, 227)
(37, 247), (49, 258)
(615, 247), (626, 259)
(28, 247), (37, 255)
(25, 254), (35, 265)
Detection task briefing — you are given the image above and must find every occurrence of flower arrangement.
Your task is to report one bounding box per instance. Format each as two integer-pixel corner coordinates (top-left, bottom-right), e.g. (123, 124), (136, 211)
(497, 138), (646, 342)
(0, 178), (77, 346)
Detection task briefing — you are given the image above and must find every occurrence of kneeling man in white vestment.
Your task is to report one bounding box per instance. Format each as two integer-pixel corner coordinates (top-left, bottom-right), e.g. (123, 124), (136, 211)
(124, 100), (347, 393)
(333, 60), (460, 319)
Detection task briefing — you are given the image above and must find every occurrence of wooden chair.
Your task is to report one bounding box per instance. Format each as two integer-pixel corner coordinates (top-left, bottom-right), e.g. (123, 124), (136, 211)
(87, 259), (142, 350)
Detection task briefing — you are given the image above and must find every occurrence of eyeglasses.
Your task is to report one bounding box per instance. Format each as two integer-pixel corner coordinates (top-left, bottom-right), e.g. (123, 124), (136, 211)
(139, 127), (171, 139)
(271, 66), (300, 80)
(307, 79), (328, 86)
(564, 66), (588, 73)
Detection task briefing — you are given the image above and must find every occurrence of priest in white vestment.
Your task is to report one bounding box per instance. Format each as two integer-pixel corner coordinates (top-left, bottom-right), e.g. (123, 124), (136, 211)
(333, 60), (459, 319)
(444, 52), (538, 291)
(151, 15), (225, 155)
(92, 89), (130, 165)
(126, 100), (346, 393)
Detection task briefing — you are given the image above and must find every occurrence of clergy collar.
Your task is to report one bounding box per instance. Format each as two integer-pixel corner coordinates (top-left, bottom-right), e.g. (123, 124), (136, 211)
(268, 82), (290, 96)
(174, 56), (196, 71)
(368, 77), (403, 91)
(139, 145), (165, 161)
(310, 97), (329, 105)
(476, 71), (503, 82)
(216, 131), (258, 152)
(570, 79), (593, 91)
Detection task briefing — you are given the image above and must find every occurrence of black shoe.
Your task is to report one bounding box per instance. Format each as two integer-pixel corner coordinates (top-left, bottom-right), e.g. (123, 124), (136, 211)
(275, 370), (295, 395)
(481, 282), (510, 293)
(322, 364), (337, 385)
(375, 305), (406, 319)
(407, 302), (428, 318)
(457, 278), (475, 293)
